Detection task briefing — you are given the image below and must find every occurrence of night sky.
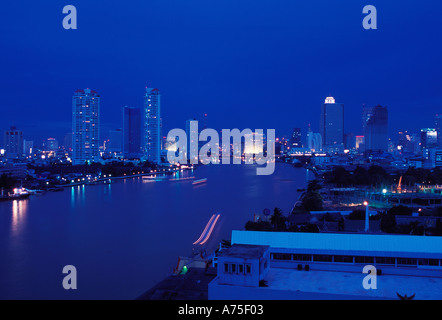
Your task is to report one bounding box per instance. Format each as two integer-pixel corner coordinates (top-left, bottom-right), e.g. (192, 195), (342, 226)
(1, 0), (442, 144)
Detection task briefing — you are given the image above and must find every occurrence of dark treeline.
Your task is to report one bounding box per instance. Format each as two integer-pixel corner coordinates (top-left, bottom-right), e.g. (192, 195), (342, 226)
(324, 165), (442, 187)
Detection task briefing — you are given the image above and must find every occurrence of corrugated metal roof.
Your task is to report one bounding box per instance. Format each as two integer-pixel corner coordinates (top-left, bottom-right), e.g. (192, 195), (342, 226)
(231, 231), (442, 259)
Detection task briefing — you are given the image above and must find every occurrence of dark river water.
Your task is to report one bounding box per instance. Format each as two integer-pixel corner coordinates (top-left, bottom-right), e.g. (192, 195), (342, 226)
(0, 163), (313, 299)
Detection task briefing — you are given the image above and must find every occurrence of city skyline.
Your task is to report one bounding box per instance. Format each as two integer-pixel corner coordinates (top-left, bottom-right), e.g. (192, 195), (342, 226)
(1, 1), (442, 144)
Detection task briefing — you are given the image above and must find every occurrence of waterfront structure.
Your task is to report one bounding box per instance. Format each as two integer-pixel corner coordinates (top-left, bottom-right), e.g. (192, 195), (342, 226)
(143, 87), (161, 164)
(72, 88), (100, 165)
(122, 106), (141, 158)
(320, 97), (344, 152)
(209, 231), (442, 300)
(0, 163), (27, 179)
(3, 126), (23, 159)
(364, 105), (388, 152)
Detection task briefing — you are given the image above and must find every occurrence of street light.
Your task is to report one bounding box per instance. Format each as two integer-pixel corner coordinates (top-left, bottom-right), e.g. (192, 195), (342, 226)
(364, 201), (369, 232)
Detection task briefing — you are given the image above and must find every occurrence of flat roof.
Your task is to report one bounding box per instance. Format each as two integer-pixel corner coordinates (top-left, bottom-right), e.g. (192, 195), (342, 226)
(218, 244), (269, 260)
(231, 231), (442, 259)
(262, 267), (442, 299)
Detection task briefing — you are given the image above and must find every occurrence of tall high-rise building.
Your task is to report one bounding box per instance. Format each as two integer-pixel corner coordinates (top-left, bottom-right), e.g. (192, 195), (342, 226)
(122, 106), (141, 157)
(320, 97), (344, 151)
(108, 129), (123, 153)
(143, 87), (161, 164)
(72, 89), (100, 165)
(363, 105), (388, 152)
(3, 126), (23, 158)
(290, 128), (302, 148)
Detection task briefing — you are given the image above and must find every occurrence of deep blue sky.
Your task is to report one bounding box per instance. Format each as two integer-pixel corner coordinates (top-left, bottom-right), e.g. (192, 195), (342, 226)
(1, 0), (442, 145)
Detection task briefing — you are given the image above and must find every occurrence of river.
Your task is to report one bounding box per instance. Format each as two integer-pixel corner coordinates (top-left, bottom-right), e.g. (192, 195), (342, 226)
(0, 163), (313, 299)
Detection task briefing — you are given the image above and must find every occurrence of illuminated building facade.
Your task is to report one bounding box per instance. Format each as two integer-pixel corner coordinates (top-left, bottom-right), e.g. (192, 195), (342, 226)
(143, 87), (161, 164)
(72, 89), (100, 165)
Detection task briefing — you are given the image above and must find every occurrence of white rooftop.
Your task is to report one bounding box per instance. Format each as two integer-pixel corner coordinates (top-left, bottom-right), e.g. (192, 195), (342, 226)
(231, 230), (442, 258)
(264, 268), (442, 299)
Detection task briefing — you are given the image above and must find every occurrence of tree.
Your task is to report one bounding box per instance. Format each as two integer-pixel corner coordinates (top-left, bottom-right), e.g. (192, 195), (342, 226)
(380, 212), (397, 233)
(348, 209), (366, 220)
(0, 174), (18, 190)
(353, 167), (369, 185)
(244, 220), (273, 231)
(388, 205), (413, 216)
(270, 207), (287, 231)
(301, 179), (324, 212)
(301, 190), (323, 212)
(307, 179), (322, 192)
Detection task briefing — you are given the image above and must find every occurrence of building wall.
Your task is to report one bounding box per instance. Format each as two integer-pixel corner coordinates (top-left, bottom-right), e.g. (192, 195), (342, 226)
(123, 106), (141, 157)
(320, 98), (344, 148)
(143, 88), (161, 164)
(72, 89), (100, 165)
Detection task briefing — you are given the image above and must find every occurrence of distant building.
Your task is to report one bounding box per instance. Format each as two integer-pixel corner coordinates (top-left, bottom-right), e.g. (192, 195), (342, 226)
(355, 135), (364, 151)
(143, 87), (161, 164)
(3, 126), (23, 159)
(108, 129), (123, 153)
(23, 140), (33, 156)
(306, 127), (322, 153)
(320, 97), (344, 152)
(72, 88), (100, 165)
(186, 118), (199, 162)
(290, 128), (302, 148)
(435, 114), (442, 147)
(63, 133), (73, 151)
(421, 128), (438, 149)
(44, 138), (59, 152)
(344, 133), (355, 150)
(122, 106), (141, 158)
(364, 105), (388, 152)
(397, 131), (412, 152)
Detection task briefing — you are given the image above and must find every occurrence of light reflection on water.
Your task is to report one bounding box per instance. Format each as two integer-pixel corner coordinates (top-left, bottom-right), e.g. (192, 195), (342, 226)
(0, 164), (312, 299)
(11, 199), (28, 236)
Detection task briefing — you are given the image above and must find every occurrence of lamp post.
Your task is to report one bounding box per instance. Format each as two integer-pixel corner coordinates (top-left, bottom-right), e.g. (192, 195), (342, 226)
(364, 201), (369, 232)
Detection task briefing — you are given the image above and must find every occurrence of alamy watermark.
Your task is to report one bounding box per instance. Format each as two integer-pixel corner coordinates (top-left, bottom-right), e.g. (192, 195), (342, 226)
(166, 121), (275, 175)
(62, 265), (77, 290)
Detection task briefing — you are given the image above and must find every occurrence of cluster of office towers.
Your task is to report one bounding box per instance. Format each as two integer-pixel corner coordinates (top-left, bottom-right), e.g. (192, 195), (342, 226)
(291, 97), (389, 154)
(71, 87), (161, 165)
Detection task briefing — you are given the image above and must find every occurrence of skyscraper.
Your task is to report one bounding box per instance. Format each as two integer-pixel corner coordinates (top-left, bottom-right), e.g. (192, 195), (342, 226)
(122, 106), (141, 158)
(143, 87), (161, 164)
(3, 126), (23, 158)
(72, 89), (100, 165)
(363, 105), (388, 152)
(320, 97), (344, 151)
(290, 128), (302, 148)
